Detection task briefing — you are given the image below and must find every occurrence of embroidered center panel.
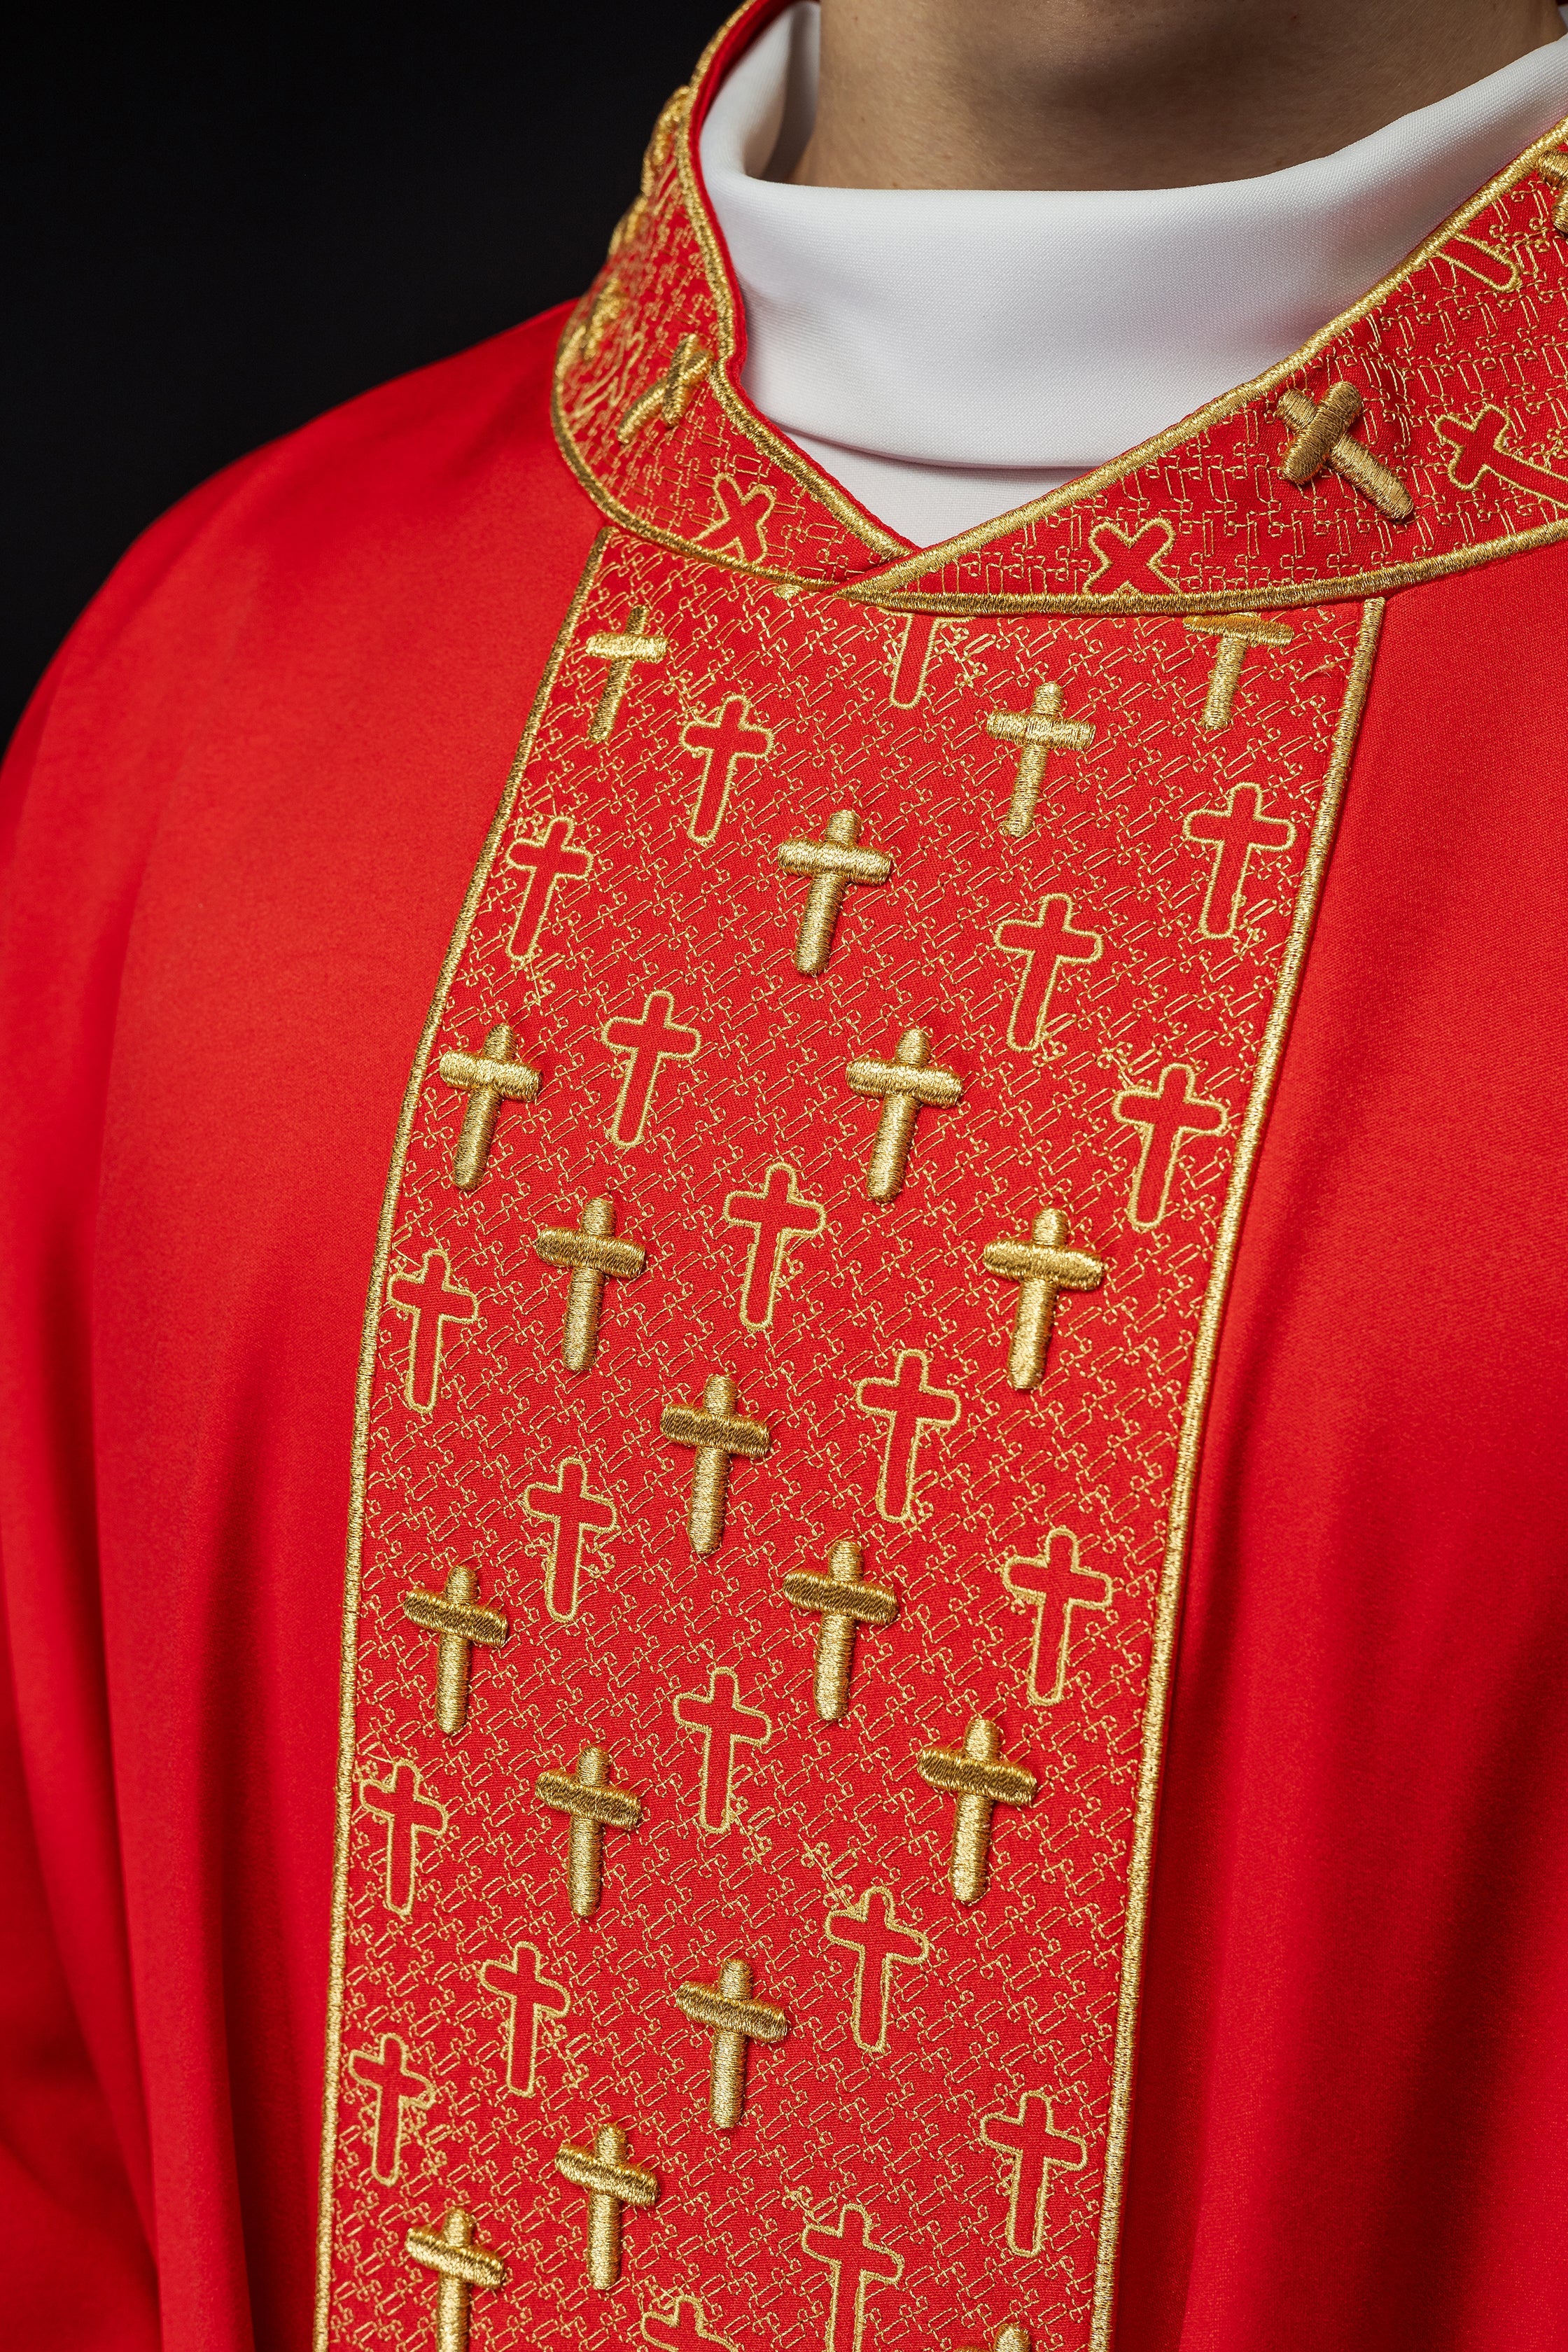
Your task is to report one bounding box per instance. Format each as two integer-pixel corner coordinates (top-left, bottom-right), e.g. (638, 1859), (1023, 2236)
(319, 531), (1376, 2352)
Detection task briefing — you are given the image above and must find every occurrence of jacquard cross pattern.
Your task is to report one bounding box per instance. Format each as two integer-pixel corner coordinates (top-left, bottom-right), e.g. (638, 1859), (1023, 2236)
(317, 8), (1410, 2350)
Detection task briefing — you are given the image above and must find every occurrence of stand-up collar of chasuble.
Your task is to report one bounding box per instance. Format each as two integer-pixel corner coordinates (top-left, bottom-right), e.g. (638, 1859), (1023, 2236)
(553, 0), (1568, 612)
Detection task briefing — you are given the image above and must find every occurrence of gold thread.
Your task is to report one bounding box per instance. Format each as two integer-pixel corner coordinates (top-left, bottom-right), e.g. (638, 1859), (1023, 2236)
(1088, 597), (1385, 2349)
(601, 989), (701, 1147)
(980, 1208), (1106, 1391)
(720, 1162), (825, 1330)
(584, 606), (668, 741)
(799, 2202), (904, 2351)
(853, 1348), (960, 1525)
(1182, 785), (1297, 937)
(845, 1027), (963, 1201)
(659, 1373), (770, 1554)
(478, 1940), (569, 2098)
(671, 1666), (771, 1834)
(618, 334), (713, 443)
(1538, 146), (1568, 230)
(823, 1886), (929, 2054)
(400, 1563), (507, 1737)
(347, 2032), (432, 2185)
(555, 2124), (660, 2290)
(780, 1538), (899, 1722)
(524, 1457), (617, 1624)
(680, 692), (774, 842)
(776, 810), (892, 973)
(437, 1023), (541, 1189)
(993, 895), (1103, 1054)
(915, 1716), (1037, 1905)
(314, 530), (610, 2350)
(1001, 1530), (1113, 1706)
(359, 1758), (448, 1916)
(985, 680), (1096, 837)
(405, 2208), (507, 2352)
(672, 1955), (789, 2127)
(1082, 517), (1179, 596)
(535, 1744), (643, 1919)
(1276, 382), (1415, 522)
(1110, 1063), (1228, 1231)
(981, 2094), (1087, 2256)
(1184, 612), (1295, 731)
(533, 1195), (647, 1373)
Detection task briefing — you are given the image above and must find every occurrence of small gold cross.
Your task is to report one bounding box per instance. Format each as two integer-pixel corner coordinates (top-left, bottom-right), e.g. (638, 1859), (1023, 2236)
(405, 2207), (507, 2352)
(1537, 149), (1568, 231)
(986, 680), (1094, 837)
(673, 1956), (790, 2127)
(534, 1195), (648, 1372)
(584, 605), (668, 741)
(781, 1539), (899, 1722)
(916, 1717), (1037, 1904)
(1277, 382), (1415, 521)
(1183, 611), (1295, 731)
(981, 1209), (1106, 1391)
(437, 1023), (541, 1189)
(776, 810), (893, 973)
(619, 333), (713, 442)
(535, 1746), (643, 1918)
(959, 2324), (1031, 2352)
(660, 1374), (771, 1554)
(846, 1027), (963, 1203)
(555, 2124), (660, 2288)
(401, 1565), (508, 1736)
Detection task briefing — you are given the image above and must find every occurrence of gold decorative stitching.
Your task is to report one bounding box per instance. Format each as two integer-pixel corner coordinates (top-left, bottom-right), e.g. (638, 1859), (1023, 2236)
(680, 692), (774, 842)
(915, 1717), (1037, 1905)
(504, 813), (593, 964)
(659, 1373), (770, 1555)
(672, 1667), (772, 1834)
(854, 1348), (961, 1525)
(386, 1247), (477, 1413)
(980, 2093), (1086, 2255)
(405, 2208), (507, 2351)
(823, 1886), (929, 2054)
(985, 680), (1096, 837)
(1183, 612), (1295, 731)
(401, 1564), (508, 1737)
(673, 1955), (790, 2127)
(523, 1457), (617, 1624)
(721, 1162), (825, 1329)
(348, 2032), (432, 2185)
(1434, 402), (1568, 506)
(845, 1028), (963, 1201)
(1111, 1063), (1228, 1230)
(781, 1539), (899, 1722)
(981, 1209), (1106, 1390)
(993, 896), (1102, 1052)
(437, 1023), (541, 1189)
(584, 605), (668, 741)
(776, 811), (893, 974)
(800, 2204), (904, 2352)
(1083, 517), (1178, 596)
(478, 1940), (569, 2097)
(534, 1745), (643, 1918)
(1002, 1532), (1113, 1705)
(1536, 146), (1568, 230)
(533, 1195), (647, 1373)
(1182, 786), (1296, 936)
(601, 990), (701, 1147)
(554, 2125), (659, 2290)
(1277, 382), (1415, 522)
(359, 1758), (447, 1916)
(620, 334), (713, 444)
(643, 2297), (738, 2352)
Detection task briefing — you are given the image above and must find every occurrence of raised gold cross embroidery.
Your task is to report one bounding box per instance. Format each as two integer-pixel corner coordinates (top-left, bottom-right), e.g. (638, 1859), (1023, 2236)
(846, 1028), (963, 1202)
(660, 1374), (771, 1553)
(986, 680), (1094, 837)
(619, 332), (712, 442)
(673, 1956), (790, 2127)
(1183, 611), (1295, 730)
(401, 1564), (507, 1735)
(584, 606), (668, 741)
(405, 2208), (507, 2351)
(781, 1539), (899, 1721)
(916, 1717), (1037, 1904)
(959, 2326), (1031, 2352)
(555, 2124), (660, 2288)
(981, 1208), (1106, 1390)
(535, 1746), (643, 1917)
(1537, 148), (1568, 230)
(438, 1023), (541, 1189)
(534, 1195), (647, 1372)
(1277, 382), (1415, 521)
(776, 811), (894, 973)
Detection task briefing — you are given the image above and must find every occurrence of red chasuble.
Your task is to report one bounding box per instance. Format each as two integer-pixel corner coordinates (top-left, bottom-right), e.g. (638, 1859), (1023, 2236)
(6, 6), (1568, 2348)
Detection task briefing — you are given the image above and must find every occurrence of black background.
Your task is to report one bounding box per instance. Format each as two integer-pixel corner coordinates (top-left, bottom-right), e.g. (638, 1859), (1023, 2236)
(4, 6), (729, 744)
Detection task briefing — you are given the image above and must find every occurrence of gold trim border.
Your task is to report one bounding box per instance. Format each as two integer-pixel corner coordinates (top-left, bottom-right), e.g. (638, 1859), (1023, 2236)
(1087, 596), (1386, 2348)
(552, 0), (1568, 613)
(311, 529), (613, 2352)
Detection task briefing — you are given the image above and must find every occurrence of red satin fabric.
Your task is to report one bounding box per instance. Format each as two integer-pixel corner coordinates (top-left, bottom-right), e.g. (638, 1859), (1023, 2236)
(2, 309), (1566, 2350)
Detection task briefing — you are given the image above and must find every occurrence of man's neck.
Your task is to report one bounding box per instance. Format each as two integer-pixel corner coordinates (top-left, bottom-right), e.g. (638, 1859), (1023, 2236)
(793, 0), (1564, 189)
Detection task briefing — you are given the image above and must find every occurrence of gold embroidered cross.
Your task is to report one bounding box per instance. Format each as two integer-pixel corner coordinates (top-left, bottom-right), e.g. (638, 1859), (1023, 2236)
(401, 1565), (508, 1736)
(958, 2325), (1031, 2352)
(986, 680), (1095, 837)
(437, 1023), (541, 1189)
(916, 1717), (1037, 1904)
(846, 1027), (963, 1202)
(776, 810), (894, 973)
(673, 1956), (790, 2127)
(534, 1195), (648, 1372)
(981, 1209), (1106, 1391)
(535, 1746), (643, 1918)
(1537, 148), (1568, 230)
(619, 333), (713, 442)
(660, 1374), (771, 1554)
(781, 1539), (899, 1722)
(555, 2124), (660, 2288)
(405, 2208), (507, 2352)
(1183, 612), (1295, 731)
(584, 606), (668, 741)
(1277, 382), (1415, 521)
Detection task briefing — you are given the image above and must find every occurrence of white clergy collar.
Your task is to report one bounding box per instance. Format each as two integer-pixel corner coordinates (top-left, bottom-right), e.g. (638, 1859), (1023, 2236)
(700, 0), (1568, 545)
